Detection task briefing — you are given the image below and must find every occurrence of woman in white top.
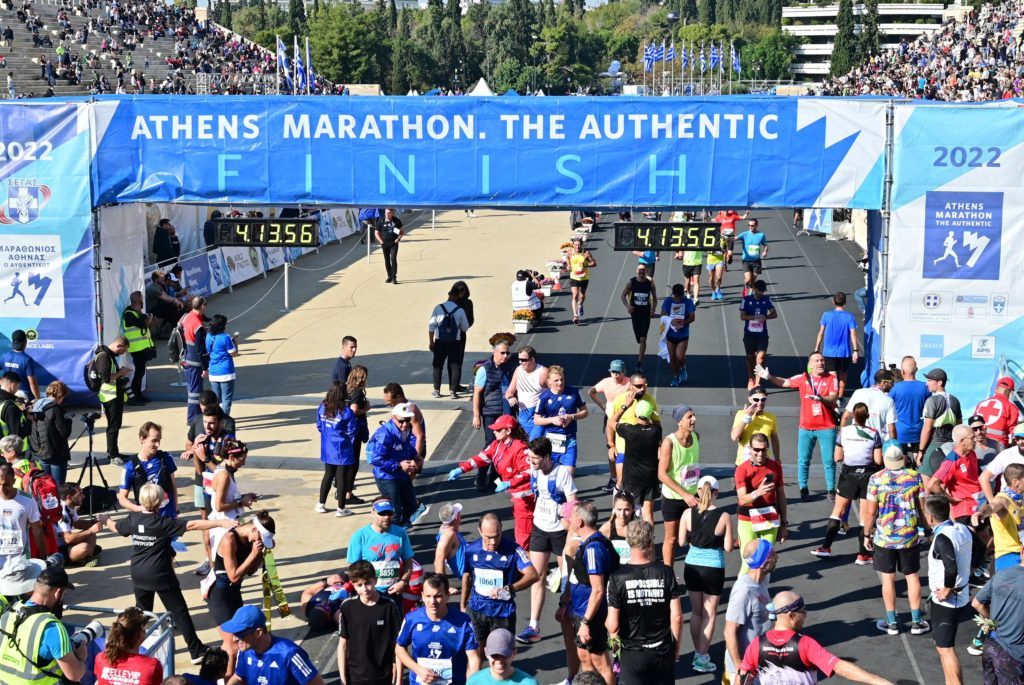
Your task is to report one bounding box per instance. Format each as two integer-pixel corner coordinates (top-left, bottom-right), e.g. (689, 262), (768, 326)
(207, 439), (258, 560)
(812, 402), (882, 561)
(506, 345), (548, 439)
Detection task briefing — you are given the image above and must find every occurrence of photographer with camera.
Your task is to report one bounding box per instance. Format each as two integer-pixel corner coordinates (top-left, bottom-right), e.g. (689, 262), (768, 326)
(95, 337), (131, 464)
(0, 562), (88, 684)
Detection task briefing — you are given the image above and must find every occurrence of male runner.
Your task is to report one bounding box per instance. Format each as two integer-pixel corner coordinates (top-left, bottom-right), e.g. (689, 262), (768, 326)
(620, 265), (657, 372)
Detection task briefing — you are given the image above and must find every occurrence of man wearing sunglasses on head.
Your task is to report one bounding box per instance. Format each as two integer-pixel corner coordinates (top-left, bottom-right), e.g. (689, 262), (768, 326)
(731, 388), (781, 466)
(738, 591), (894, 685)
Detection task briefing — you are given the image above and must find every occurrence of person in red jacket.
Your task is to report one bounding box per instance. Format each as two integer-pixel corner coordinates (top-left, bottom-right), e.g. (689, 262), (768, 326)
(974, 377), (1021, 448)
(447, 415), (534, 548)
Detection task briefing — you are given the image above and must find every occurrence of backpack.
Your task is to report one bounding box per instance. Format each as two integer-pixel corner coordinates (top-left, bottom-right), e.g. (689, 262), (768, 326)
(167, 323), (185, 365)
(130, 453), (171, 501)
(436, 303), (460, 343)
(83, 346), (103, 392)
(572, 535), (621, 587)
(21, 468), (61, 526)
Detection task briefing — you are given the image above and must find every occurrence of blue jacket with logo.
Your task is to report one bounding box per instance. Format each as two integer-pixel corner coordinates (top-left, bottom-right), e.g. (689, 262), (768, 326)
(367, 419), (417, 480)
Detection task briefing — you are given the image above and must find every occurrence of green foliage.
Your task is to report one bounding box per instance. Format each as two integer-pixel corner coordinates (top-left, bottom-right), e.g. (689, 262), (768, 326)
(859, 0), (880, 59)
(288, 0), (307, 37)
(739, 28), (801, 79)
(830, 0), (857, 76)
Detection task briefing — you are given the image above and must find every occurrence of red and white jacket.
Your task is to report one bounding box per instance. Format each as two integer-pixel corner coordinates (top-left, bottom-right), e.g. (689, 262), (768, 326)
(456, 438), (532, 496)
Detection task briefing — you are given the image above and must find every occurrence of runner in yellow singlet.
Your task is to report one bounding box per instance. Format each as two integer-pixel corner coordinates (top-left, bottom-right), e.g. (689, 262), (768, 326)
(568, 235), (596, 325)
(705, 236), (728, 301)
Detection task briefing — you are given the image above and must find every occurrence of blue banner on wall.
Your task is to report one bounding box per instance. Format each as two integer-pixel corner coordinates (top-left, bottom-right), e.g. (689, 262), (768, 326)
(90, 96), (887, 209)
(0, 104), (97, 398)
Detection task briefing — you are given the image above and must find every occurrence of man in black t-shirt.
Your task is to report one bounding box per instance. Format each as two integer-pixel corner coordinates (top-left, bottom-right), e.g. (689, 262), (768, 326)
(374, 208), (405, 285)
(620, 264), (658, 370)
(606, 519), (682, 685)
(337, 560), (402, 685)
(614, 400), (662, 523)
(183, 396), (236, 576)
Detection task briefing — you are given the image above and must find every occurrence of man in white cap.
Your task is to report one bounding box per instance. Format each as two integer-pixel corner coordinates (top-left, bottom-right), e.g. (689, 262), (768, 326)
(863, 446), (928, 636)
(0, 555), (45, 604)
(367, 403), (428, 527)
(467, 629), (538, 685)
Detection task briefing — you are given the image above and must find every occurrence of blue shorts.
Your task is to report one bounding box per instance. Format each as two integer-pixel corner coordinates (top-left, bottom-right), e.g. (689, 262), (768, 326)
(995, 552), (1021, 573)
(552, 436), (578, 468)
(519, 406), (537, 438)
(665, 334), (690, 344)
(616, 452), (625, 465)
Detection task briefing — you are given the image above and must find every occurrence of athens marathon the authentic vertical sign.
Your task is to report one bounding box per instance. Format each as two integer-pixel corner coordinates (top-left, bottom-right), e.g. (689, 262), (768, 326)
(90, 96), (886, 209)
(0, 103), (97, 396)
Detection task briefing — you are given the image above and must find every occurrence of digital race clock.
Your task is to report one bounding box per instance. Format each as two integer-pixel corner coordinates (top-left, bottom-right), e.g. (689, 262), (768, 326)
(214, 219), (320, 248)
(613, 222), (720, 251)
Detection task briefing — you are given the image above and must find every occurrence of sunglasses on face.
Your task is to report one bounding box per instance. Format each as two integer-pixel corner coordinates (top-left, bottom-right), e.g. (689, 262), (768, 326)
(518, 357), (531, 362)
(633, 384), (646, 389)
(395, 418), (411, 425)
(750, 446), (768, 453)
(972, 426), (986, 431)
(751, 397), (767, 404)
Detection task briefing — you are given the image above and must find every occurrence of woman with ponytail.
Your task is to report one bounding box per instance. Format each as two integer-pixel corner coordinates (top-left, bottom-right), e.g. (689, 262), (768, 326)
(679, 475), (734, 674)
(599, 490), (636, 565)
(94, 607), (162, 685)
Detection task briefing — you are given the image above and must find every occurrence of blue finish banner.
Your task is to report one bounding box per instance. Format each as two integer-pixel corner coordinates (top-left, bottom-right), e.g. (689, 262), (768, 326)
(90, 96), (887, 209)
(0, 103), (97, 398)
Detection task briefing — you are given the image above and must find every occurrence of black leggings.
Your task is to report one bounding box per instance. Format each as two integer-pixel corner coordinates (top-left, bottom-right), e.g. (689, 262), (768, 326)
(321, 463), (358, 508)
(432, 341), (460, 391)
(135, 585), (204, 657)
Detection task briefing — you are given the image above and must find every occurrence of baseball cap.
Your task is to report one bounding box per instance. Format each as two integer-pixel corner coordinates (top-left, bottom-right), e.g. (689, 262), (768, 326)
(253, 516), (275, 550)
(391, 403), (416, 419)
(220, 605), (266, 636)
(967, 414), (986, 427)
(697, 475), (719, 491)
(373, 498), (395, 514)
(438, 502), (463, 525)
(883, 445), (906, 469)
(924, 368), (948, 382)
(672, 404), (693, 422)
(0, 557), (45, 596)
(635, 400), (654, 420)
(609, 359), (626, 373)
(488, 415), (517, 431)
(485, 629), (515, 658)
(998, 377), (1016, 391)
(1014, 423), (1024, 438)
(744, 538), (773, 570)
(37, 566), (74, 590)
(10, 329), (26, 347)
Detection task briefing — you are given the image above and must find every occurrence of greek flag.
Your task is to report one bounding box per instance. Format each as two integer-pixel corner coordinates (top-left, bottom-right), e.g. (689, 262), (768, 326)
(710, 43), (720, 70)
(699, 44), (706, 73)
(643, 42), (656, 72)
(719, 42), (725, 74)
(731, 41), (741, 74)
(276, 36), (293, 93)
(654, 41), (665, 63)
(666, 42), (676, 62)
(294, 36), (306, 93)
(681, 44), (688, 68)
(306, 40), (315, 92)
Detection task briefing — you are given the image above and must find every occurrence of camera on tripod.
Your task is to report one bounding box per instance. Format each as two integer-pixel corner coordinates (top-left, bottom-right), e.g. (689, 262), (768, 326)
(80, 412), (101, 426)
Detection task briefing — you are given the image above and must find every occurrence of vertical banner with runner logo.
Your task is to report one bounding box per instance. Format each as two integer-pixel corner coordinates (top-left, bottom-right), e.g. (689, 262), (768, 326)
(885, 104), (1024, 408)
(0, 103), (96, 397)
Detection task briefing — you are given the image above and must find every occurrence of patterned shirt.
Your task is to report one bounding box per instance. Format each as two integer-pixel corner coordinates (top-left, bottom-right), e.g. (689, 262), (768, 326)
(867, 468), (924, 549)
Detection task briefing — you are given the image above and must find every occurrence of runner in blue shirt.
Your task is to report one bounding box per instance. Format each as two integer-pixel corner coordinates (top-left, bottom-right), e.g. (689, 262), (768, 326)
(222, 605), (324, 685)
(660, 284), (697, 387)
(533, 365), (588, 471)
(739, 280), (777, 390)
(0, 329), (39, 399)
(889, 356), (932, 458)
(397, 574), (481, 685)
(461, 513), (538, 655)
(815, 292), (859, 399)
(735, 219), (768, 296)
(347, 497), (415, 595)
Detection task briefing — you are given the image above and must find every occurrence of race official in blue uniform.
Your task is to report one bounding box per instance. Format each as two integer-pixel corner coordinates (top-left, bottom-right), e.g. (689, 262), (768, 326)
(397, 574), (481, 685)
(223, 605), (325, 685)
(460, 513), (538, 655)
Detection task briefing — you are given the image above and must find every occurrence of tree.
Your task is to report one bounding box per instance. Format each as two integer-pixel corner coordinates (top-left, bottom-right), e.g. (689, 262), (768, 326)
(740, 28), (801, 79)
(859, 0), (880, 60)
(288, 0), (307, 38)
(681, 0), (698, 23)
(388, 0), (398, 34)
(221, 0), (233, 29)
(829, 0), (857, 76)
(697, 0), (715, 26)
(255, 0), (267, 31)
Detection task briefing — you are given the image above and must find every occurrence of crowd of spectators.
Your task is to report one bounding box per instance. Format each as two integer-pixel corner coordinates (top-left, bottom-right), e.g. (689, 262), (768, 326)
(819, 0), (1024, 100)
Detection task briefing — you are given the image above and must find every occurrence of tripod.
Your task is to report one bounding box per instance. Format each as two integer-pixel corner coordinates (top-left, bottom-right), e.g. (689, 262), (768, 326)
(71, 418), (118, 516)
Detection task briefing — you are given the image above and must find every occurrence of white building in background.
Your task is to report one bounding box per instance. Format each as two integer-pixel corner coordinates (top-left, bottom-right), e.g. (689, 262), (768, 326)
(782, 1), (966, 81)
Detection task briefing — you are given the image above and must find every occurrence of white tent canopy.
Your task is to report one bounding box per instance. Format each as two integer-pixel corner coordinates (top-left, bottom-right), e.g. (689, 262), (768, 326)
(468, 78), (494, 96)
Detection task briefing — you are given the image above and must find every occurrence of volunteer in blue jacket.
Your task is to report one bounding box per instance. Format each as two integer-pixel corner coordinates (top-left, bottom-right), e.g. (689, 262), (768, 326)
(397, 573), (481, 685)
(205, 314), (239, 416)
(461, 513), (538, 656)
(315, 381), (358, 517)
(222, 605), (325, 685)
(367, 403), (429, 527)
(533, 365), (588, 473)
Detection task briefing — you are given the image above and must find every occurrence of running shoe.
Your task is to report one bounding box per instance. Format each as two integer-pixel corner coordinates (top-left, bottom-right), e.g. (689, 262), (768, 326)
(800, 487), (810, 502)
(432, 389), (442, 398)
(968, 638), (985, 656)
(189, 646), (210, 665)
(314, 503), (328, 513)
(692, 298), (700, 307)
(578, 305), (584, 318)
(692, 653), (716, 673)
(602, 479), (615, 493)
(336, 508), (354, 517)
(194, 560), (211, 576)
(969, 568), (990, 588)
(811, 547), (832, 558)
(716, 288), (724, 299)
(876, 620), (899, 636)
(669, 375), (680, 388)
(840, 522), (851, 535)
(911, 620), (931, 635)
(409, 503), (430, 526)
(855, 554), (873, 566)
(827, 490), (836, 502)
(516, 626), (541, 644)
(679, 367), (688, 384)
(450, 391), (459, 400)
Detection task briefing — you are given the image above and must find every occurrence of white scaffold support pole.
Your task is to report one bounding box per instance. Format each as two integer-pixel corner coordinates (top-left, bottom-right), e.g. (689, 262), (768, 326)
(281, 262), (291, 312)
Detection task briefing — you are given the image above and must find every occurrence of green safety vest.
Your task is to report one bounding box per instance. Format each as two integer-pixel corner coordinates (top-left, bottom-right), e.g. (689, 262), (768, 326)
(0, 400), (29, 452)
(97, 355), (121, 404)
(0, 602), (66, 685)
(122, 308), (154, 355)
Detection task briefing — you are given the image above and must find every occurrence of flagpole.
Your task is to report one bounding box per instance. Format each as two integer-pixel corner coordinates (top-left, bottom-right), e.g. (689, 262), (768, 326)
(305, 37), (310, 94)
(275, 34), (280, 95)
(293, 35), (298, 94)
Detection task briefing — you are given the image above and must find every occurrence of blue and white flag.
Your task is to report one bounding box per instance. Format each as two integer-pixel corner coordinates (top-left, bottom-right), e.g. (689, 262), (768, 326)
(681, 44), (689, 68)
(276, 36), (293, 92)
(731, 41), (741, 74)
(699, 43), (706, 73)
(294, 36), (306, 93)
(666, 42), (676, 62)
(643, 42), (655, 72)
(710, 43), (720, 70)
(654, 41), (665, 63)
(719, 42), (725, 74)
